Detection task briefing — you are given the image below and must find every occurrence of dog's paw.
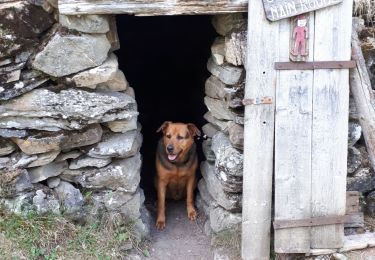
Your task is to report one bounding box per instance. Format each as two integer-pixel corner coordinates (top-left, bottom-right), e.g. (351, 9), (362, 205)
(187, 207), (197, 221)
(156, 218), (166, 230)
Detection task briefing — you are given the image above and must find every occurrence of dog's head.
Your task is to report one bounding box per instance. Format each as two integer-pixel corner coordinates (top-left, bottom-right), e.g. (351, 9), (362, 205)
(157, 121), (201, 162)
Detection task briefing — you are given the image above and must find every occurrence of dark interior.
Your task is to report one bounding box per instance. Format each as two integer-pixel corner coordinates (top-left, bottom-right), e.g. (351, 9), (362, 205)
(115, 15), (217, 200)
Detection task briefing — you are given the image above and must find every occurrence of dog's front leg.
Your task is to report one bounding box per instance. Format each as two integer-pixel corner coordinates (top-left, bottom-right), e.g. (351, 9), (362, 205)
(156, 181), (167, 230)
(186, 175), (197, 221)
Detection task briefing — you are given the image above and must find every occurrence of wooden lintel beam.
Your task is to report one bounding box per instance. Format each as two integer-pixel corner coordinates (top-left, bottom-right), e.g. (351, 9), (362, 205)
(58, 0), (248, 15)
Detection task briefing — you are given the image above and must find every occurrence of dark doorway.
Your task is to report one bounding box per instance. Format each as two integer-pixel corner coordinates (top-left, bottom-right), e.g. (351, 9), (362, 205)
(115, 15), (216, 200)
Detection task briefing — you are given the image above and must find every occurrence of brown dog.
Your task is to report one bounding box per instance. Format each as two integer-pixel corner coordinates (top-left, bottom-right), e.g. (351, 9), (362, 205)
(155, 121), (201, 230)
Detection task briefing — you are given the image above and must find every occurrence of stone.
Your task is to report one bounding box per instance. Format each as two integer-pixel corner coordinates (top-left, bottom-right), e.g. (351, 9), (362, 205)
(0, 77), (49, 101)
(207, 57), (244, 85)
(119, 189), (145, 220)
(0, 88), (138, 131)
(0, 157), (10, 169)
(0, 129), (27, 138)
(54, 181), (84, 214)
(212, 132), (243, 177)
(201, 161), (242, 211)
(347, 168), (375, 193)
(203, 111), (231, 133)
(204, 98), (234, 121)
(32, 31), (111, 77)
(205, 75), (227, 99)
(69, 53), (118, 87)
(211, 37), (225, 65)
(28, 161), (68, 183)
(347, 146), (363, 175)
(202, 123), (220, 138)
(12, 124), (103, 154)
(32, 189), (60, 214)
(1, 191), (35, 214)
(0, 138), (16, 156)
(196, 193), (210, 217)
(348, 122), (362, 147)
(55, 150), (82, 162)
(198, 178), (218, 210)
(88, 129), (142, 159)
(97, 70), (129, 91)
(0, 1), (54, 59)
(366, 190), (375, 216)
(92, 189), (133, 211)
(213, 248), (231, 260)
(0, 169), (33, 197)
(125, 86), (136, 98)
(228, 122), (244, 150)
(69, 155), (112, 169)
(209, 206), (242, 233)
(59, 14), (110, 34)
(211, 14), (246, 36)
(106, 16), (120, 52)
(349, 95), (359, 120)
(62, 153), (141, 192)
(27, 150), (60, 168)
(47, 177), (60, 188)
(9, 153), (38, 169)
(105, 116), (138, 133)
(202, 139), (216, 162)
(5, 69), (20, 83)
(331, 253), (348, 260)
(225, 27), (247, 66)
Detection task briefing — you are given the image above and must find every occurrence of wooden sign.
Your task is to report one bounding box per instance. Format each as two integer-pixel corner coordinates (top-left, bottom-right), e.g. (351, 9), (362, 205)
(262, 0), (343, 21)
(290, 14), (309, 61)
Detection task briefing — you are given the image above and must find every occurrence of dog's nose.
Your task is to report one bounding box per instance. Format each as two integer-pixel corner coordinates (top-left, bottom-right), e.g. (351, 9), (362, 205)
(167, 145), (174, 153)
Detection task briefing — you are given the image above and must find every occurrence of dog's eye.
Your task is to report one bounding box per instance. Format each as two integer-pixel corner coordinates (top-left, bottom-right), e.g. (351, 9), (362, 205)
(177, 135), (183, 140)
(166, 135), (171, 139)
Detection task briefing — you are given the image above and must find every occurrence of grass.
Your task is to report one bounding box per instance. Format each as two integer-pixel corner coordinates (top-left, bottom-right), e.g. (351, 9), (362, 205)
(0, 206), (148, 260)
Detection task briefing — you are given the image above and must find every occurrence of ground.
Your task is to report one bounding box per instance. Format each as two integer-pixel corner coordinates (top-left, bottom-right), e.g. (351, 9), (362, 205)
(145, 200), (214, 260)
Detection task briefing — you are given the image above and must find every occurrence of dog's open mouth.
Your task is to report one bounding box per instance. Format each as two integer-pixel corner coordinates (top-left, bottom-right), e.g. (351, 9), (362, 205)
(167, 152), (181, 162)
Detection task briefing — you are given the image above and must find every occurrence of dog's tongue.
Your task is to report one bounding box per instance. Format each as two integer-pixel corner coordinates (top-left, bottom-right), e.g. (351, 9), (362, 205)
(168, 154), (178, 161)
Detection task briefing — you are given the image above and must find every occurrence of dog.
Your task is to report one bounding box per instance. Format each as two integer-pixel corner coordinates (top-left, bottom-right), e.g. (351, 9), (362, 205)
(155, 121), (201, 230)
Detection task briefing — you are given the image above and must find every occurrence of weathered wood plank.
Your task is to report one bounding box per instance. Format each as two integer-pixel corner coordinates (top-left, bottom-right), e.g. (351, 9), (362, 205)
(274, 14), (314, 254)
(58, 0), (248, 15)
(346, 191), (360, 214)
(242, 0), (278, 258)
(310, 0), (352, 249)
(350, 21), (375, 173)
(262, 0), (342, 21)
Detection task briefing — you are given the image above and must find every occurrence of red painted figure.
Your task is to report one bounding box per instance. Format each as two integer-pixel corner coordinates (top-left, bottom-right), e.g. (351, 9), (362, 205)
(292, 15), (308, 56)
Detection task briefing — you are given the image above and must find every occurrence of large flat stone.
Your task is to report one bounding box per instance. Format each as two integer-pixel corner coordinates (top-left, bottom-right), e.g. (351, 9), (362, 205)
(0, 77), (48, 101)
(207, 57), (244, 85)
(228, 122), (244, 150)
(202, 123), (220, 138)
(347, 168), (375, 193)
(225, 27), (247, 66)
(32, 31), (110, 77)
(32, 189), (60, 214)
(28, 161), (68, 183)
(61, 153), (141, 192)
(204, 112), (230, 132)
(212, 131), (243, 177)
(96, 70), (129, 91)
(54, 180), (84, 214)
(59, 14), (110, 33)
(0, 138), (16, 156)
(12, 124), (102, 154)
(211, 37), (225, 65)
(209, 206), (242, 233)
(88, 129), (142, 159)
(202, 139), (216, 162)
(69, 53), (118, 87)
(201, 161), (241, 212)
(0, 88), (138, 131)
(69, 155), (111, 169)
(27, 150), (60, 168)
(105, 116), (138, 133)
(211, 14), (246, 36)
(204, 98), (235, 121)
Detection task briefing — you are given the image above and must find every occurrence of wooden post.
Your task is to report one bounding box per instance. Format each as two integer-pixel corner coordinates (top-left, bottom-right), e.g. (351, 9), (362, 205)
(242, 0), (277, 259)
(350, 22), (375, 173)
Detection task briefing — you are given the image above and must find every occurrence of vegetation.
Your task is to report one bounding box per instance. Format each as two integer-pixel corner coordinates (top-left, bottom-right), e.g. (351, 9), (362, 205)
(353, 0), (375, 25)
(0, 206), (148, 260)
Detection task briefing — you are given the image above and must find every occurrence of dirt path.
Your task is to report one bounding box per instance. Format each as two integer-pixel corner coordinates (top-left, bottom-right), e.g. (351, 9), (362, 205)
(145, 200), (214, 260)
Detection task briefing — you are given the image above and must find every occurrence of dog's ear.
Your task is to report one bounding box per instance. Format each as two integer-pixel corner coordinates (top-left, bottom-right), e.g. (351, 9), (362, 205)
(157, 121), (172, 134)
(187, 123), (201, 137)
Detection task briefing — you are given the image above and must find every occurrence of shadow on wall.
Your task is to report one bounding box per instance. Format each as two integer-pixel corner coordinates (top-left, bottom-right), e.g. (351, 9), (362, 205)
(115, 15), (217, 199)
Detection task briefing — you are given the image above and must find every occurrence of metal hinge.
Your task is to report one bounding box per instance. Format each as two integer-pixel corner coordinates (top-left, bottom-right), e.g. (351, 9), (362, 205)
(242, 97), (273, 106)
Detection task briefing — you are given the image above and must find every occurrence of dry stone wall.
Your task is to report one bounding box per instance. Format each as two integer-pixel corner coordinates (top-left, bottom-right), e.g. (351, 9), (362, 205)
(0, 1), (149, 238)
(197, 14), (246, 238)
